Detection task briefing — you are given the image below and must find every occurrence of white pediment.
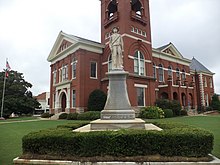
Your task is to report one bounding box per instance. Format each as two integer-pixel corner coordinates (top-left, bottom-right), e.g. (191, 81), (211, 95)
(160, 43), (183, 59)
(47, 31), (104, 63)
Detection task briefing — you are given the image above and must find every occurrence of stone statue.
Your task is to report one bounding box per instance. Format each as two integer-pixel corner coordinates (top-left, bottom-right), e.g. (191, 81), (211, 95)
(109, 27), (124, 70)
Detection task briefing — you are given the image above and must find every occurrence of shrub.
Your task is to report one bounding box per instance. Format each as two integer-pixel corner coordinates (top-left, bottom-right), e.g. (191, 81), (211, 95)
(163, 109), (173, 118)
(41, 113), (51, 118)
(67, 113), (78, 120)
(88, 89), (107, 111)
(210, 94), (220, 111)
(180, 109), (188, 116)
(77, 111), (100, 120)
(58, 113), (68, 119)
(171, 100), (181, 116)
(139, 106), (164, 119)
(206, 106), (213, 112)
(22, 125), (214, 158)
(156, 99), (181, 116)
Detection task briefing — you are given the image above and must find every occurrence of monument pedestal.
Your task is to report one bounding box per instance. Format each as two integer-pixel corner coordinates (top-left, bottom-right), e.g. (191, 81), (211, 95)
(101, 70), (135, 120)
(91, 70), (146, 131)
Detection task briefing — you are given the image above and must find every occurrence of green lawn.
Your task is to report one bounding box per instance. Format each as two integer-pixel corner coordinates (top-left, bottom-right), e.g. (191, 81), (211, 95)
(0, 119), (74, 165)
(0, 115), (219, 164)
(147, 115), (220, 159)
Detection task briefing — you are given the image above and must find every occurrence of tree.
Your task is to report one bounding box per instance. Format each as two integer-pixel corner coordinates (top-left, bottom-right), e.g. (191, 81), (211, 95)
(88, 89), (107, 111)
(0, 70), (40, 118)
(210, 94), (220, 111)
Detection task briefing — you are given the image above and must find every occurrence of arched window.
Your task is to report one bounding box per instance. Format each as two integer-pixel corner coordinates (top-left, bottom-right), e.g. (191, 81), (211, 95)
(182, 69), (186, 80)
(108, 0), (117, 19)
(131, 0), (142, 17)
(176, 68), (180, 78)
(158, 64), (164, 82)
(168, 66), (172, 78)
(153, 63), (156, 79)
(134, 51), (145, 76)
(108, 55), (112, 72)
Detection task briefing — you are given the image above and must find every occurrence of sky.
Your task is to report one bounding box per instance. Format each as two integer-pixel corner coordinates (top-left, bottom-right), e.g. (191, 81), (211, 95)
(0, 0), (220, 96)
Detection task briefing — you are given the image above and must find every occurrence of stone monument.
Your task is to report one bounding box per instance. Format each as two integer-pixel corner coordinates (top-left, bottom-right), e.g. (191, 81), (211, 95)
(90, 27), (146, 130)
(74, 27), (161, 132)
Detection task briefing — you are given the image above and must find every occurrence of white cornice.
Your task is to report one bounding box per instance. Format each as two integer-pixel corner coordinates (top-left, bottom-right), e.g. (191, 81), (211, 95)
(152, 49), (191, 66)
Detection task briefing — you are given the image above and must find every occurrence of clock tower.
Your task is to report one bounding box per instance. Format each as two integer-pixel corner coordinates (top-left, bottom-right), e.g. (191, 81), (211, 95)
(100, 0), (155, 106)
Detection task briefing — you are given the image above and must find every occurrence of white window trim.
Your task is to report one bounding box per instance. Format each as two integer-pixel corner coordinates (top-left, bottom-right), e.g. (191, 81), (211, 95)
(71, 60), (77, 79)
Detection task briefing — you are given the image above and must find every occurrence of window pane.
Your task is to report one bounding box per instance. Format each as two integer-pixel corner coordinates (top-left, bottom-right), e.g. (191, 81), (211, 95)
(137, 87), (144, 106)
(72, 90), (76, 107)
(91, 62), (97, 78)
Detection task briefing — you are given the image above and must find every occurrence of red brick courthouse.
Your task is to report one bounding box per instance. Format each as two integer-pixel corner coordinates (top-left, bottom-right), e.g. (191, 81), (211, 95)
(47, 0), (215, 114)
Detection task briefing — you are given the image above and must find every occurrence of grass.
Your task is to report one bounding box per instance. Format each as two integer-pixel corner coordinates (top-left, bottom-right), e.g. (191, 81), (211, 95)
(147, 115), (220, 158)
(0, 115), (219, 164)
(0, 119), (78, 165)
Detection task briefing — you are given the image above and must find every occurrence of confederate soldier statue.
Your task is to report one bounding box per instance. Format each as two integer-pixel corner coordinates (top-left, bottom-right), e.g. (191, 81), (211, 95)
(109, 27), (124, 70)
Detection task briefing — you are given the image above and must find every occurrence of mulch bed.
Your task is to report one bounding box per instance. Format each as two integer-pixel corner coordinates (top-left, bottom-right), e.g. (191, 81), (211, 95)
(20, 154), (213, 162)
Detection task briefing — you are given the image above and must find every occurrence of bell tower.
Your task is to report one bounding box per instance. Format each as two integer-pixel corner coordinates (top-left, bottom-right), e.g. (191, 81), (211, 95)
(100, 0), (153, 75)
(100, 0), (155, 107)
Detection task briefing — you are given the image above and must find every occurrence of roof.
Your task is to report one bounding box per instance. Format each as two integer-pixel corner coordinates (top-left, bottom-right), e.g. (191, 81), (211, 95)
(47, 31), (105, 63)
(190, 57), (213, 74)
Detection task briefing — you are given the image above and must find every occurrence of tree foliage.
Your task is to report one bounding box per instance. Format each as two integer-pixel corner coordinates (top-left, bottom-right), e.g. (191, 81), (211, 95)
(211, 94), (220, 111)
(88, 89), (107, 111)
(0, 70), (40, 117)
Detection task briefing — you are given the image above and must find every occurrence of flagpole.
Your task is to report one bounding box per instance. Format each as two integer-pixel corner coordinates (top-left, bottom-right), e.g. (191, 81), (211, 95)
(0, 69), (7, 119)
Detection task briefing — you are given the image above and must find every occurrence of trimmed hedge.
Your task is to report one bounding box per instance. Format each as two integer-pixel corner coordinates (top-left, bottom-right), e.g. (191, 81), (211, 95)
(41, 113), (54, 118)
(77, 111), (100, 120)
(22, 123), (213, 158)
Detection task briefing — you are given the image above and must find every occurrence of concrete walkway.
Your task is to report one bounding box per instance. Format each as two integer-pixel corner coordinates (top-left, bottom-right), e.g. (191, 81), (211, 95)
(0, 118), (43, 124)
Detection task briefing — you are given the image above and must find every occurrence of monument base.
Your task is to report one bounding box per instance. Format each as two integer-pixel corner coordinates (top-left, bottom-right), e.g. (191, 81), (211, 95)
(90, 118), (145, 130)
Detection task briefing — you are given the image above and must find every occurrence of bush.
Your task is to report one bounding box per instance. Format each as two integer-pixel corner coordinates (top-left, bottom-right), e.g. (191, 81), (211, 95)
(41, 113), (52, 118)
(163, 109), (173, 118)
(58, 113), (68, 119)
(139, 106), (164, 119)
(210, 94), (220, 111)
(22, 125), (214, 158)
(156, 99), (181, 116)
(77, 111), (100, 120)
(88, 89), (107, 111)
(206, 106), (213, 112)
(180, 109), (188, 116)
(67, 113), (78, 120)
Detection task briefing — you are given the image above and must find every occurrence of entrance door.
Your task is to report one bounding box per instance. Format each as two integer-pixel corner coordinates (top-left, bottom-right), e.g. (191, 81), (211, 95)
(61, 93), (66, 112)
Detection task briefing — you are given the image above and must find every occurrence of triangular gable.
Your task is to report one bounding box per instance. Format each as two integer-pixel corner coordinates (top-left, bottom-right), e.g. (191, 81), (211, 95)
(47, 31), (105, 63)
(47, 31), (77, 62)
(157, 42), (183, 59)
(56, 39), (73, 55)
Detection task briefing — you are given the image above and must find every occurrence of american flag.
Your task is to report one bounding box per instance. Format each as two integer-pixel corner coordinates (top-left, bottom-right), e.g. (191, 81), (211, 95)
(5, 61), (11, 78)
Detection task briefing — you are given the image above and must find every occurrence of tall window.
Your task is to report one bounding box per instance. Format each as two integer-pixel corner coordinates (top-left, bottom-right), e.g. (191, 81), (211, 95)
(53, 67), (57, 85)
(134, 51), (145, 76)
(72, 90), (76, 107)
(210, 78), (213, 88)
(53, 93), (56, 108)
(168, 66), (172, 78)
(176, 68), (180, 78)
(181, 69), (186, 80)
(158, 64), (164, 82)
(153, 63), (156, 79)
(90, 61), (97, 78)
(72, 58), (77, 79)
(62, 65), (68, 81)
(204, 77), (207, 87)
(137, 87), (144, 106)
